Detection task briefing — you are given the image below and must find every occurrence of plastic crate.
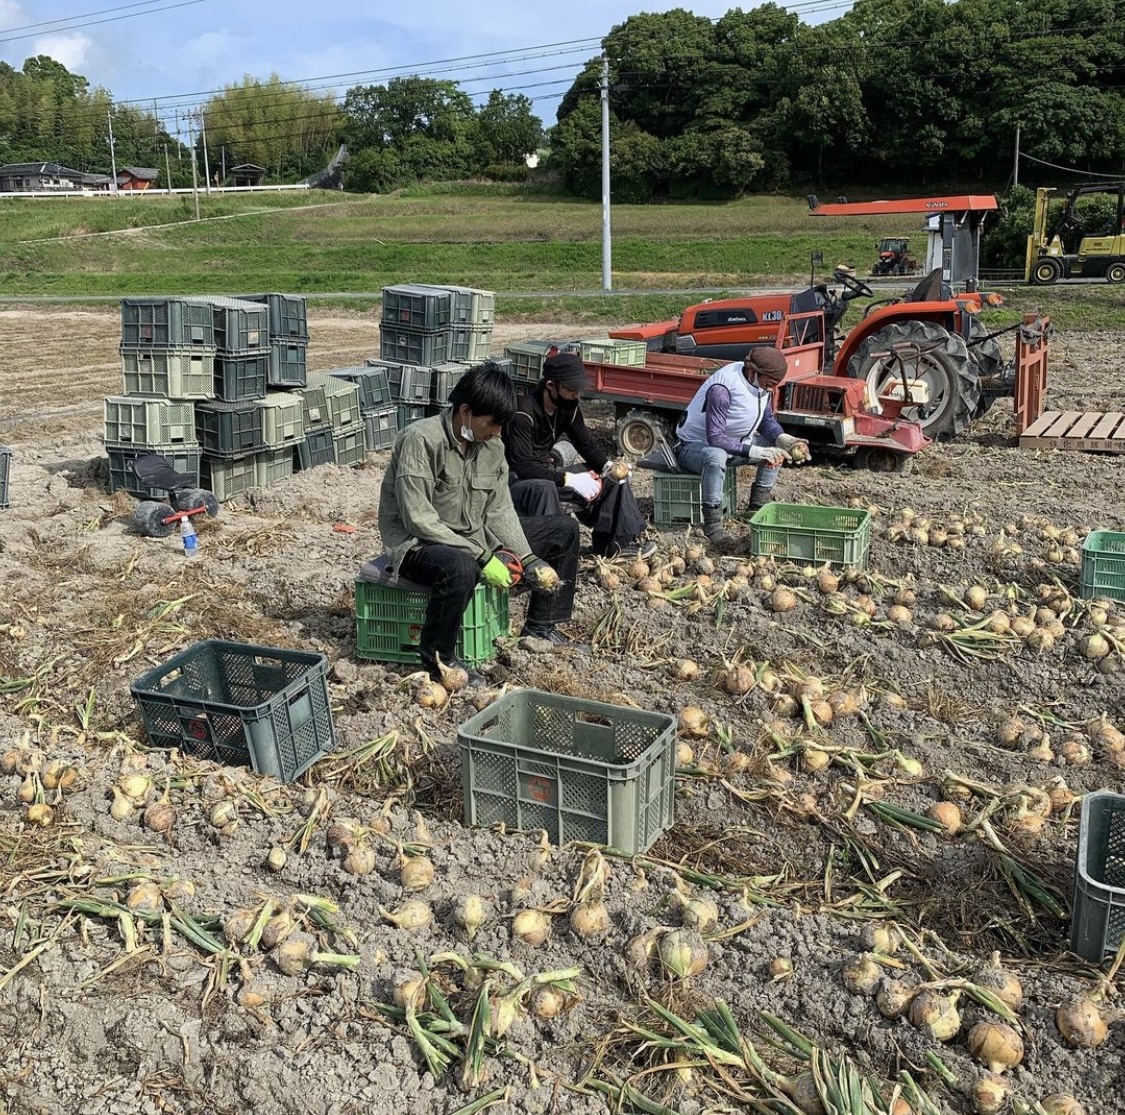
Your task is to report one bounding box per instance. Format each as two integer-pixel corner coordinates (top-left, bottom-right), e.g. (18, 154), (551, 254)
(106, 445), (202, 500)
(121, 348), (217, 400)
(355, 560), (509, 666)
(652, 469), (738, 528)
(0, 447), (10, 510)
(430, 361), (471, 405)
(121, 298), (215, 348)
(1071, 791), (1125, 963)
(327, 365), (392, 410)
(210, 296), (270, 353)
(306, 373), (361, 429)
(129, 640), (335, 783)
(381, 328), (450, 367)
(214, 353), (268, 402)
(363, 406), (398, 451)
(295, 426), (335, 471)
(267, 340), (308, 388)
(200, 453), (257, 502)
(243, 293), (309, 340)
(333, 424), (366, 468)
(194, 400), (265, 456)
(388, 364), (434, 404)
(449, 327), (494, 364)
(747, 502), (871, 569)
(1080, 531), (1125, 603)
(458, 689), (675, 855)
(446, 285), (495, 326)
(104, 396), (196, 447)
(254, 447), (295, 488)
(259, 393), (305, 448)
(504, 342), (557, 386)
(578, 338), (648, 367)
(396, 404), (428, 431)
(381, 284), (453, 331)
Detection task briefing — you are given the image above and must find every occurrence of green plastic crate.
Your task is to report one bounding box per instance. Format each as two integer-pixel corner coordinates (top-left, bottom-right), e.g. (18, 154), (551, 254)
(129, 640), (335, 783)
(396, 404), (428, 430)
(430, 361), (471, 405)
(243, 293), (309, 340)
(295, 427), (335, 471)
(200, 453), (257, 502)
(363, 406), (397, 451)
(306, 373), (361, 429)
(121, 348), (216, 400)
(747, 502), (871, 568)
(458, 689), (675, 855)
(254, 447), (294, 488)
(104, 396), (196, 446)
(381, 328), (450, 367)
(267, 339), (307, 387)
(106, 445), (201, 500)
(259, 393), (306, 448)
(652, 469), (737, 528)
(504, 342), (555, 386)
(293, 381), (329, 428)
(330, 365), (392, 410)
(354, 563), (508, 666)
(449, 327), (494, 363)
(1071, 791), (1125, 963)
(1080, 531), (1125, 602)
(333, 424), (366, 468)
(194, 400), (264, 456)
(214, 353), (268, 402)
(381, 285), (453, 330)
(121, 298), (215, 348)
(210, 296), (270, 353)
(578, 338), (647, 367)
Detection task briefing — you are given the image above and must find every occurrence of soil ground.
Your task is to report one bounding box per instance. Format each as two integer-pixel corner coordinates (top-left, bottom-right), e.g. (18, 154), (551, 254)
(0, 306), (1122, 1115)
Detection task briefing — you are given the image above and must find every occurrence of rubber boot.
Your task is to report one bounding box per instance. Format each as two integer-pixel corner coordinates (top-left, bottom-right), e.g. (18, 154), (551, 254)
(747, 483), (774, 515)
(702, 504), (735, 548)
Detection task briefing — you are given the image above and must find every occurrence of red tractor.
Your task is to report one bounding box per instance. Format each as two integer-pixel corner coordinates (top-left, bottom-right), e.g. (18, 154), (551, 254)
(873, 237), (918, 276)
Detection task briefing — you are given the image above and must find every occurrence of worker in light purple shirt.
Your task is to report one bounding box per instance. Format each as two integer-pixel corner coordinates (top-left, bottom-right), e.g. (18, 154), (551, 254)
(674, 347), (807, 548)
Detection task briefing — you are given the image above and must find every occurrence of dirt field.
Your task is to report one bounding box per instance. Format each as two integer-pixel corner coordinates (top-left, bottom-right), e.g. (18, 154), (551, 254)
(0, 306), (1122, 1115)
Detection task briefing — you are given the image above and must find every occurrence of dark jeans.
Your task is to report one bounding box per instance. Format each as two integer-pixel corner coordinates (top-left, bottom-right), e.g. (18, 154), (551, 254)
(398, 516), (579, 666)
(510, 476), (646, 557)
(509, 478), (564, 517)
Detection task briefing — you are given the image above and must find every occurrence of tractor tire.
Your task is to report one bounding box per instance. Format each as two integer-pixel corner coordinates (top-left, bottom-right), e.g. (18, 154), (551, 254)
(967, 319), (1005, 418)
(615, 409), (672, 459)
(132, 500), (176, 538)
(172, 487), (220, 518)
(1106, 262), (1125, 284)
(853, 447), (914, 476)
(846, 320), (981, 441)
(1031, 257), (1063, 285)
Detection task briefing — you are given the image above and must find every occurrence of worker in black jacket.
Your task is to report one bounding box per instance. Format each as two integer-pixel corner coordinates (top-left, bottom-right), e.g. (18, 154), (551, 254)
(504, 352), (653, 560)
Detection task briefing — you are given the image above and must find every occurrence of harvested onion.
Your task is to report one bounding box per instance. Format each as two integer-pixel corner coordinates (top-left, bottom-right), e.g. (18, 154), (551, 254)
(970, 1073), (1008, 1115)
(569, 901), (610, 938)
(1040, 1095), (1087, 1115)
(454, 895), (490, 940)
(966, 1020), (1023, 1072)
(971, 952), (1022, 1011)
(677, 706), (710, 738)
(842, 953), (881, 995)
(908, 990), (961, 1041)
(379, 899), (432, 932)
(1056, 998), (1108, 1047)
(658, 928), (708, 979)
(511, 908), (551, 946)
(400, 855), (435, 891)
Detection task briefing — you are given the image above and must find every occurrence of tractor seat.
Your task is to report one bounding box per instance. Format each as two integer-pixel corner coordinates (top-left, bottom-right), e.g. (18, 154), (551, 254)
(904, 268), (946, 303)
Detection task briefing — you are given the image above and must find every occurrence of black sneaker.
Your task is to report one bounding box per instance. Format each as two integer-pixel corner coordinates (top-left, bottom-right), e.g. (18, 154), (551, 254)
(519, 625), (588, 650)
(603, 538), (658, 562)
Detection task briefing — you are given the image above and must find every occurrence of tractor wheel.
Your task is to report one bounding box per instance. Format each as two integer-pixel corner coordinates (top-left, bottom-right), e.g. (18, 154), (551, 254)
(132, 500), (176, 538)
(1031, 257), (1063, 285)
(172, 488), (220, 518)
(1106, 262), (1125, 284)
(615, 409), (672, 458)
(967, 318), (1005, 417)
(853, 447), (914, 476)
(847, 320), (981, 441)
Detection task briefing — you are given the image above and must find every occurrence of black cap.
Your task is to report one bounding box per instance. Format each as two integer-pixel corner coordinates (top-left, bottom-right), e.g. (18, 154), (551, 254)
(543, 352), (591, 391)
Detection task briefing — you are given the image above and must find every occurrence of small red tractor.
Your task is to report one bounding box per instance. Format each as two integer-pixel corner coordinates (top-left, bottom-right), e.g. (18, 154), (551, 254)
(873, 237), (918, 276)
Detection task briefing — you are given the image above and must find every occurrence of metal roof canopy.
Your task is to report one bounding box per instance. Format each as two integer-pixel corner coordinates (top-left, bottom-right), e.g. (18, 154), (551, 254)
(808, 194), (999, 288)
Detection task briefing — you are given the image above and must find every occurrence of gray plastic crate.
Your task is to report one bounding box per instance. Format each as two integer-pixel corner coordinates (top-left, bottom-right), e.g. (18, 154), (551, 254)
(381, 328), (450, 367)
(395, 404), (428, 431)
(106, 445), (202, 500)
(121, 348), (217, 400)
(306, 373), (361, 429)
(430, 361), (471, 405)
(0, 446), (10, 509)
(295, 426), (335, 471)
(215, 353), (268, 402)
(104, 396), (196, 446)
(459, 689), (675, 855)
(388, 364), (433, 403)
(121, 298), (215, 348)
(1072, 791), (1125, 963)
(363, 406), (397, 451)
(293, 381), (329, 428)
(333, 424), (366, 468)
(381, 284), (453, 330)
(329, 365), (393, 410)
(504, 342), (557, 386)
(242, 293), (309, 340)
(254, 447), (295, 488)
(200, 453), (257, 502)
(259, 393), (305, 448)
(443, 285), (495, 326)
(129, 640), (335, 782)
(210, 296), (270, 353)
(194, 400), (265, 456)
(267, 339), (308, 388)
(449, 326), (494, 364)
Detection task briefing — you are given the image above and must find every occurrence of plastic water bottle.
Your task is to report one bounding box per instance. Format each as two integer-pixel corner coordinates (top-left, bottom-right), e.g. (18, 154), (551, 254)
(180, 516), (199, 558)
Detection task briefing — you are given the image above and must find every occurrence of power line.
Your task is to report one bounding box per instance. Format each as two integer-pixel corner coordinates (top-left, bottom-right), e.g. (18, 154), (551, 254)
(1021, 153), (1125, 180)
(0, 0), (214, 45)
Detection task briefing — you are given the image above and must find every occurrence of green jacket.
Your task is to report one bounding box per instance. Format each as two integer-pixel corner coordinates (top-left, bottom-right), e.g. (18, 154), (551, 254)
(379, 410), (532, 574)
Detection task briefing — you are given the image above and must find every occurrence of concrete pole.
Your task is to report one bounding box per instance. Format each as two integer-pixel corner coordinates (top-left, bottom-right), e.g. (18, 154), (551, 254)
(600, 55), (612, 291)
(107, 108), (118, 193)
(201, 113), (212, 194)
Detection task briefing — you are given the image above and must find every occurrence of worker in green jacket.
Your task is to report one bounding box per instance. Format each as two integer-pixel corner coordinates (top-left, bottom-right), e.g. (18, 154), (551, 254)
(379, 362), (581, 683)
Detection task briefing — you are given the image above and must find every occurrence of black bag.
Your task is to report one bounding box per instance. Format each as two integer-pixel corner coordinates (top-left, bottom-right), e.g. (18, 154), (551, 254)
(580, 479), (648, 556)
(635, 439), (681, 473)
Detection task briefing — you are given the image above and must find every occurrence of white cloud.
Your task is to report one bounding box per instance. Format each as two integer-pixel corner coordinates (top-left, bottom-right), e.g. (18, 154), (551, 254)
(29, 31), (91, 71)
(0, 1), (28, 32)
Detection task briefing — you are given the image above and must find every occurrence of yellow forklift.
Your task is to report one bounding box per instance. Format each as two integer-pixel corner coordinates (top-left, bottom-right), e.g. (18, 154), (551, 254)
(1026, 181), (1125, 284)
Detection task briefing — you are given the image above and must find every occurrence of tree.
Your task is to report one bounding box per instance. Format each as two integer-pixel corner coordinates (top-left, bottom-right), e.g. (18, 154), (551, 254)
(471, 90), (541, 168)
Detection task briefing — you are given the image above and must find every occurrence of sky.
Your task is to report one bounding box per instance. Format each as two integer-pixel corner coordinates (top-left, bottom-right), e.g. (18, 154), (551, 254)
(0, 0), (851, 130)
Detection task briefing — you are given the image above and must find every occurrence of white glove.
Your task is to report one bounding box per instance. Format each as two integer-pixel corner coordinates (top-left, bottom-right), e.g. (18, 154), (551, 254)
(741, 444), (786, 466)
(776, 434), (800, 452)
(564, 471), (603, 501)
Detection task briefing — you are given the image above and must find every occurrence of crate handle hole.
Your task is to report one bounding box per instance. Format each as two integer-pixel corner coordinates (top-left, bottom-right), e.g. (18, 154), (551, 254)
(576, 712), (613, 728)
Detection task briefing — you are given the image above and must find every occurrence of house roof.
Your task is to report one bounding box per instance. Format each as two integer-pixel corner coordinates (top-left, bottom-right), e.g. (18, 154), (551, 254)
(0, 162), (85, 177)
(230, 163), (266, 172)
(118, 166), (158, 180)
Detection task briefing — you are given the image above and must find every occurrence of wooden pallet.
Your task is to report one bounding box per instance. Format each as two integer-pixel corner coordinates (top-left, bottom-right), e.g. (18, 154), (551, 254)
(1019, 410), (1125, 453)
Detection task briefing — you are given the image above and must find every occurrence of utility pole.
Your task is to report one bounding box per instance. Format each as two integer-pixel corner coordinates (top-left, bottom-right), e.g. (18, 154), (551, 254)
(107, 107), (118, 193)
(1013, 125), (1020, 187)
(163, 144), (172, 194)
(200, 112), (212, 193)
(600, 54), (612, 291)
(187, 114), (201, 220)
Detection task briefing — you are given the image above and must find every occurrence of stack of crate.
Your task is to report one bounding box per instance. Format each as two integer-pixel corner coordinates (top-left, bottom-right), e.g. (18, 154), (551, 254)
(328, 365), (397, 452)
(109, 297), (212, 500)
(295, 372), (365, 468)
(244, 293), (309, 389)
(380, 284), (494, 367)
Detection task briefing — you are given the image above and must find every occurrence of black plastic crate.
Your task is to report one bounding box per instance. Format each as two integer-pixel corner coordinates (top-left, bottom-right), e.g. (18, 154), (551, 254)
(242, 293), (309, 340)
(129, 640), (335, 783)
(194, 400), (265, 456)
(210, 296), (270, 354)
(267, 340), (308, 388)
(0, 446), (10, 509)
(1072, 791), (1125, 963)
(381, 284), (453, 330)
(295, 426), (336, 471)
(329, 366), (392, 410)
(106, 445), (202, 500)
(121, 298), (215, 348)
(380, 328), (449, 367)
(215, 353), (268, 402)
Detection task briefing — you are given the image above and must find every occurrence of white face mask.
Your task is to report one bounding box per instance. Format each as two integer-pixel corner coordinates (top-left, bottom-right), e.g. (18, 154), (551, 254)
(460, 423), (475, 443)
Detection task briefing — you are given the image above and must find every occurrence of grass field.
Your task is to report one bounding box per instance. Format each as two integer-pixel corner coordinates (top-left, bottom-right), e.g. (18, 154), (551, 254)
(0, 185), (1120, 331)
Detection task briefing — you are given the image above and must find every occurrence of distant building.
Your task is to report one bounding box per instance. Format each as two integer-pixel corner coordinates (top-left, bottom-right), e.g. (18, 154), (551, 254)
(0, 162), (111, 192)
(229, 163), (266, 187)
(117, 166), (159, 191)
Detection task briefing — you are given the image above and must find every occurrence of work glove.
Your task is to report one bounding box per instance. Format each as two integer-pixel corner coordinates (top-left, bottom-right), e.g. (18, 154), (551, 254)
(522, 556), (560, 591)
(775, 433), (810, 464)
(741, 444), (788, 468)
(479, 554), (514, 589)
(776, 434), (800, 452)
(564, 470), (603, 502)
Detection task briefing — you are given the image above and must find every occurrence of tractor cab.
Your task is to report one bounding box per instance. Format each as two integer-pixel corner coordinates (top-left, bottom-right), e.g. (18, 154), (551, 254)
(874, 237), (915, 275)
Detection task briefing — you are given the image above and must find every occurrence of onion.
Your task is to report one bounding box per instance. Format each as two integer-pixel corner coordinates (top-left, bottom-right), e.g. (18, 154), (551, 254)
(274, 936), (317, 976)
(393, 972), (426, 1009)
(966, 1020), (1023, 1072)
(511, 908), (551, 946)
(927, 801), (963, 835)
(626, 558), (651, 580)
(876, 979), (915, 1019)
(436, 658), (469, 693)
(677, 894), (719, 932)
(722, 664), (756, 696)
(530, 985), (567, 1020)
(842, 953), (881, 994)
(994, 716), (1025, 747)
(416, 681), (448, 709)
(908, 990), (961, 1041)
(801, 747), (831, 774)
(625, 931), (657, 972)
(1056, 998), (1108, 1047)
(964, 585), (989, 611)
(860, 923), (899, 955)
(769, 957), (794, 980)
(223, 908), (257, 946)
(675, 741), (694, 766)
(209, 800), (238, 829)
(1058, 739), (1091, 766)
(768, 587), (798, 612)
(658, 929), (708, 979)
(119, 773), (151, 802)
(266, 847), (288, 872)
(261, 910), (295, 951)
(887, 604), (913, 626)
(971, 953), (1022, 1011)
(109, 786), (135, 821)
(454, 895), (490, 940)
(326, 820), (359, 851)
(569, 901), (610, 938)
(400, 855), (435, 891)
(986, 610), (1011, 634)
(816, 567), (840, 594)
(24, 803), (53, 826)
(677, 706), (710, 738)
(379, 899), (433, 932)
(790, 1072), (827, 1115)
(1040, 1095), (1087, 1115)
(125, 882), (165, 915)
(526, 563), (561, 591)
(143, 793), (177, 836)
(970, 1073), (1008, 1115)
(342, 847), (377, 875)
(42, 761), (78, 792)
(672, 658), (700, 681)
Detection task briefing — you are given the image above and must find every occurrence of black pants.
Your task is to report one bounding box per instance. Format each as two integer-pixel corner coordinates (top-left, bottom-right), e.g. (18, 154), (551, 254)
(510, 477), (646, 557)
(398, 515), (580, 667)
